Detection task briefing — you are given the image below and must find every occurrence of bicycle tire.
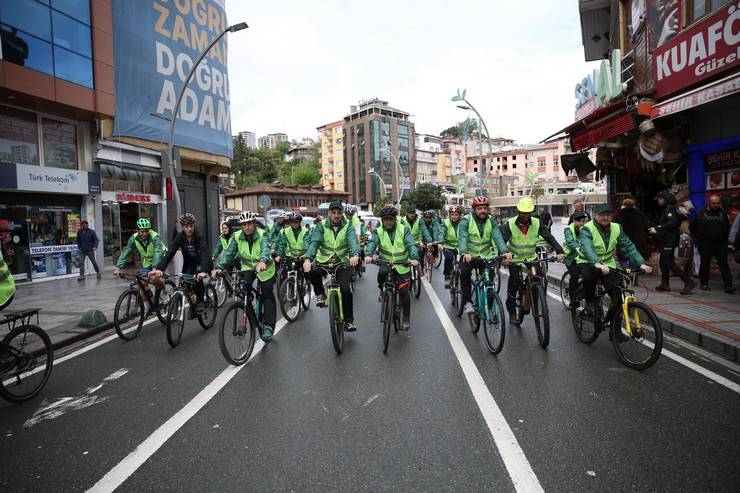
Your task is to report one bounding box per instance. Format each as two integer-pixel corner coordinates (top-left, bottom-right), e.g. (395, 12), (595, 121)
(435, 252), (442, 269)
(532, 285), (550, 348)
(393, 290), (401, 333)
(559, 271), (571, 310)
(483, 289), (506, 354)
(426, 257), (434, 281)
(299, 275), (312, 311)
(214, 275), (229, 308)
(469, 288), (481, 333)
(329, 291), (344, 354)
(197, 285), (218, 330)
(610, 301), (663, 370)
(514, 289), (526, 327)
(0, 325), (53, 403)
(155, 280), (178, 324)
(219, 301), (256, 365)
(570, 288), (600, 344)
(413, 265), (421, 299)
(350, 271), (357, 293)
(382, 289), (392, 354)
(495, 264), (502, 294)
(278, 275), (301, 322)
(166, 291), (186, 348)
(114, 288), (144, 341)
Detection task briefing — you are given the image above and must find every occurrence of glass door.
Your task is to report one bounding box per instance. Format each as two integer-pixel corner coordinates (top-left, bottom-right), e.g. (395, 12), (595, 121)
(102, 202), (122, 268)
(0, 205), (31, 282)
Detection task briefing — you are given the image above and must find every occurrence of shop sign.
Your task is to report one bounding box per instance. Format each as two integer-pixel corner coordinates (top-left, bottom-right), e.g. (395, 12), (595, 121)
(706, 148), (740, 172)
(0, 163), (101, 195)
(574, 50), (627, 120)
(654, 3), (740, 98)
(101, 191), (163, 203)
(30, 244), (78, 255)
(651, 71), (740, 118)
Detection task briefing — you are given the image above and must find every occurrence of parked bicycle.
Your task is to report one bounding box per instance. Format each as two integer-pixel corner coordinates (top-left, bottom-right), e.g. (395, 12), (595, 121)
(374, 259), (412, 354)
(467, 257), (507, 354)
(571, 268), (663, 370)
(0, 308), (53, 403)
(113, 272), (176, 341)
(277, 257), (312, 322)
(511, 256), (558, 348)
(315, 261), (351, 354)
(165, 276), (218, 348)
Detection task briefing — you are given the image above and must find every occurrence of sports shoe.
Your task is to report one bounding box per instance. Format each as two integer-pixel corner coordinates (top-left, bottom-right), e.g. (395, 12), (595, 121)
(77, 276), (84, 281)
(400, 318), (410, 331)
(444, 275), (450, 289)
(680, 280), (696, 295)
(463, 302), (474, 314)
(316, 294), (327, 307)
(700, 284), (710, 291)
(344, 322), (357, 332)
(261, 326), (273, 341)
(654, 284), (670, 292)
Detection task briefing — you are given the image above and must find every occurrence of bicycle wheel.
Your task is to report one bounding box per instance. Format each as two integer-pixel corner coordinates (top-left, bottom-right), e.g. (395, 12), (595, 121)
(610, 301), (663, 370)
(450, 269), (459, 306)
(413, 265), (421, 299)
(559, 271), (571, 309)
(155, 280), (177, 324)
(328, 291), (344, 354)
(214, 275), (229, 308)
(570, 288), (600, 344)
(495, 264), (502, 294)
(114, 288), (144, 341)
(279, 275), (301, 322)
(382, 289), (392, 354)
(299, 275), (312, 311)
(483, 289), (506, 354)
(198, 285), (218, 329)
(219, 301), (256, 365)
(426, 258), (434, 281)
(469, 289), (481, 333)
(0, 325), (53, 403)
(514, 289), (526, 327)
(350, 271), (357, 293)
(435, 252), (442, 269)
(532, 285), (550, 348)
(166, 291), (186, 348)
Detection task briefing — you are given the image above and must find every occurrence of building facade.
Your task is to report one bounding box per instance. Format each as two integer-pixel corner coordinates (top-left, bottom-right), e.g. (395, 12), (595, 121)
(317, 121), (345, 191)
(225, 184), (350, 215)
(258, 133), (288, 150)
(415, 133), (442, 184)
(437, 139), (465, 188)
(238, 131), (257, 149)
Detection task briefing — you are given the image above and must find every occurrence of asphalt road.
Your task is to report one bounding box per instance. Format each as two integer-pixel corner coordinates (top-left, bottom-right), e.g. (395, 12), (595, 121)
(1, 264), (738, 492)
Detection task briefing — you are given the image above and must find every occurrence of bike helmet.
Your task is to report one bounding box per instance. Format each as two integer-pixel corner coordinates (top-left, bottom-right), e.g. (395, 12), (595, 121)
(287, 211), (303, 221)
(471, 196), (489, 207)
(136, 218), (151, 229)
(422, 209), (435, 218)
(178, 213), (196, 225)
(344, 204), (356, 215)
(238, 210), (257, 224)
(380, 204), (398, 218)
(516, 197), (535, 213)
(314, 215), (323, 223)
(448, 205), (464, 214)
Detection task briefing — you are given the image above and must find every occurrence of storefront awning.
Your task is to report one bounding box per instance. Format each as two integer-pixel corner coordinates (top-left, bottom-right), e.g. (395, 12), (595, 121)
(561, 152), (597, 180)
(651, 72), (740, 120)
(570, 112), (636, 151)
(541, 99), (627, 143)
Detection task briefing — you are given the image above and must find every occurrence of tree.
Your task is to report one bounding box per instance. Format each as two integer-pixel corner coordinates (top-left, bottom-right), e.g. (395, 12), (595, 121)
(292, 163), (321, 185)
(403, 183), (445, 211)
(372, 196), (391, 216)
(276, 140), (291, 155)
(440, 118), (478, 140)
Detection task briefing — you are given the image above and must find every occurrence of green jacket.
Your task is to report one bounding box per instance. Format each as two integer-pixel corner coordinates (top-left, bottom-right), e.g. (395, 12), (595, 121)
(401, 216), (432, 244)
(117, 231), (164, 269)
(420, 218), (444, 243)
(305, 218), (361, 262)
(563, 224), (581, 266)
(577, 221), (645, 267)
(365, 223), (420, 261)
(457, 214), (508, 255)
(218, 229), (272, 270)
(275, 226), (308, 258)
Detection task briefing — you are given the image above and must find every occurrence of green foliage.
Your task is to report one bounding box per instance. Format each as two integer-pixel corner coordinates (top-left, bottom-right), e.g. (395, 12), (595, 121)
(292, 162), (321, 185)
(372, 196), (391, 216)
(440, 119), (478, 140)
(276, 141), (291, 155)
(231, 137), (322, 187)
(403, 183), (445, 212)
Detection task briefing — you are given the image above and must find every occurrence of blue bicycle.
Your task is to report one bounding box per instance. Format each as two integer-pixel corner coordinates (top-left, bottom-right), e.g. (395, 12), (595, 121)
(468, 257), (506, 354)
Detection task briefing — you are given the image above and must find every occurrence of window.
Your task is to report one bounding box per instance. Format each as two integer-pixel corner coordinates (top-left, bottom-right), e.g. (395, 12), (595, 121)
(42, 118), (77, 169)
(0, 105), (39, 165)
(688, 0), (731, 23)
(143, 171), (161, 194)
(512, 163), (517, 169)
(0, 0), (93, 88)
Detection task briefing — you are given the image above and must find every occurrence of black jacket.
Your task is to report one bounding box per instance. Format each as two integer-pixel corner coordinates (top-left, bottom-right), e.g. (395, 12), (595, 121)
(614, 206), (650, 258)
(654, 191), (683, 248)
(157, 230), (212, 272)
(691, 207), (730, 246)
(76, 228), (99, 252)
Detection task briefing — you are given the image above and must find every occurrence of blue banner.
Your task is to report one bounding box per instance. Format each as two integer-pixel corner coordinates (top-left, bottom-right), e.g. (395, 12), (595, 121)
(112, 0), (233, 158)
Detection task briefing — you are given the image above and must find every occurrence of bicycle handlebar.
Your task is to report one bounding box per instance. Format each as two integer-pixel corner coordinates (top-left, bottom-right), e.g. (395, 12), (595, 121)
(372, 258), (412, 267)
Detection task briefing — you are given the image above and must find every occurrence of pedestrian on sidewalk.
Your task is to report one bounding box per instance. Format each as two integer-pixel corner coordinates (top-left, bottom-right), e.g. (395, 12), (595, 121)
(568, 199), (591, 225)
(538, 206), (553, 232)
(76, 220), (100, 280)
(614, 198), (650, 259)
(690, 195), (736, 294)
(649, 190), (696, 294)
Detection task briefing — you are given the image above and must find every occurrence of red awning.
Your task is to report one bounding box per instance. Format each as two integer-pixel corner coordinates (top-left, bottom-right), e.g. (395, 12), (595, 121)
(651, 72), (740, 119)
(570, 112), (637, 151)
(541, 99), (627, 143)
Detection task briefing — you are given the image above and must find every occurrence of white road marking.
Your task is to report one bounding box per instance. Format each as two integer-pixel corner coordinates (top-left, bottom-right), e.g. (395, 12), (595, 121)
(363, 393), (381, 407)
(86, 318), (288, 493)
(543, 288), (740, 394)
(422, 279), (544, 493)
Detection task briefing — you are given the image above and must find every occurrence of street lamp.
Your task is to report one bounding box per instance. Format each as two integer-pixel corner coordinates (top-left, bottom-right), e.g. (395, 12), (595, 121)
(166, 21), (249, 227)
(380, 144), (406, 208)
(368, 167), (387, 205)
(451, 89), (494, 193)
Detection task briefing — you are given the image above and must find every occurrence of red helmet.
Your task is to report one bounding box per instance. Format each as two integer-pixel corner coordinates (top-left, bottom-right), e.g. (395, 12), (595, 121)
(471, 196), (489, 207)
(314, 215), (323, 224)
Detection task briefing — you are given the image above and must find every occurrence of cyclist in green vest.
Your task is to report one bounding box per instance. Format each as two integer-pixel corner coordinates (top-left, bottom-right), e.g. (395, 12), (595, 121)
(577, 204), (652, 317)
(420, 209), (443, 269)
(401, 206), (432, 266)
(211, 221), (233, 262)
(269, 212), (289, 249)
(0, 250), (16, 311)
(275, 212), (307, 263)
(458, 196), (512, 315)
(303, 201), (361, 331)
(344, 204), (365, 274)
(563, 211), (588, 307)
(500, 197), (565, 317)
(212, 210), (277, 341)
(439, 205), (464, 288)
(364, 204), (420, 331)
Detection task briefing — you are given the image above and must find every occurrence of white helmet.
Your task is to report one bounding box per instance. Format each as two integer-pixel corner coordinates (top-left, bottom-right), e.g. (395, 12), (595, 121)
(238, 210), (257, 224)
(344, 204), (357, 215)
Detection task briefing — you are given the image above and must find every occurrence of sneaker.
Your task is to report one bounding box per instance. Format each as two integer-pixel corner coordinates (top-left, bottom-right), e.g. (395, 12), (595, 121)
(700, 284), (710, 291)
(344, 322), (357, 332)
(261, 326), (273, 342)
(316, 294), (327, 307)
(444, 275), (450, 289)
(463, 302), (474, 315)
(680, 280), (697, 295)
(400, 317), (410, 331)
(654, 284), (670, 292)
(96, 272), (102, 280)
(194, 302), (206, 314)
(726, 286), (737, 294)
(77, 276), (84, 281)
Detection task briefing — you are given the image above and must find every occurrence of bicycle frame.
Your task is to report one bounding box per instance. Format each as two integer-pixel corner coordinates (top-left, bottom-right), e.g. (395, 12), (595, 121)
(316, 263), (346, 322)
(472, 260), (500, 321)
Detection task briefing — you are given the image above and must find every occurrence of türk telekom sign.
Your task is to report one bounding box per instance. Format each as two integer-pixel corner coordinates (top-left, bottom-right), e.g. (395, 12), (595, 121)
(654, 3), (740, 99)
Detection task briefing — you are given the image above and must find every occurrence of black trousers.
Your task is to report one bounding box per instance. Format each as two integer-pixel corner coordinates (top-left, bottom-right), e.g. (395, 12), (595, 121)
(659, 246), (690, 285)
(566, 263), (581, 303)
(240, 270), (277, 329)
(505, 264), (544, 312)
(698, 243), (733, 287)
(79, 250), (100, 276)
(443, 249), (456, 276)
(579, 265), (622, 306)
(377, 265), (411, 319)
(308, 265), (354, 323)
(461, 259), (504, 307)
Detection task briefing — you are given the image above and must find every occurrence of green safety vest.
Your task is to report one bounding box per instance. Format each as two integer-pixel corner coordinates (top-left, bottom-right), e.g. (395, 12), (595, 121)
(133, 231), (165, 269)
(576, 221), (620, 268)
(443, 218), (459, 250)
(507, 217), (540, 264)
(316, 221), (351, 263)
(563, 223), (579, 255)
(378, 224), (410, 275)
(466, 215), (494, 259)
(219, 234), (231, 251)
(402, 217), (421, 243)
(0, 251), (16, 307)
(285, 227), (307, 257)
(235, 230), (276, 282)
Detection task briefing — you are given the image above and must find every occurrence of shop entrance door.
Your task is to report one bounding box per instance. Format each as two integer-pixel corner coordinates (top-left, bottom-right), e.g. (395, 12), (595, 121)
(102, 202), (121, 268)
(0, 205), (31, 282)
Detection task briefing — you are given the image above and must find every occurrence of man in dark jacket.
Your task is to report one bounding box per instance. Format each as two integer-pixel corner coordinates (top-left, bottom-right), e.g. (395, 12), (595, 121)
(691, 194), (735, 293)
(614, 198), (650, 259)
(76, 220), (100, 280)
(649, 190), (696, 294)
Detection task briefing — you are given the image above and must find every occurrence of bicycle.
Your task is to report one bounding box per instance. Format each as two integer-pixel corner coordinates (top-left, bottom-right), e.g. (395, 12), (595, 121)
(165, 276), (218, 348)
(277, 257), (312, 322)
(424, 244), (438, 282)
(561, 264), (649, 310)
(0, 308), (53, 403)
(219, 270), (270, 366)
(214, 269), (239, 308)
(571, 268), (663, 370)
(447, 250), (464, 316)
(374, 259), (412, 354)
(410, 257), (422, 299)
(511, 256), (558, 349)
(113, 272), (176, 341)
(315, 261), (350, 354)
(467, 257), (507, 354)
(535, 244), (550, 288)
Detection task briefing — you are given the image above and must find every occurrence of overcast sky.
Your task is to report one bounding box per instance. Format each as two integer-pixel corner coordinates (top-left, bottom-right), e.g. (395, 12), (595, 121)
(225, 0), (600, 145)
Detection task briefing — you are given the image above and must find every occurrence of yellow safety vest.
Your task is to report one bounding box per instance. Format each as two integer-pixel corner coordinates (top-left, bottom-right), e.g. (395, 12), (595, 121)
(576, 221), (620, 268)
(235, 230), (276, 282)
(378, 224), (410, 274)
(507, 217), (540, 264)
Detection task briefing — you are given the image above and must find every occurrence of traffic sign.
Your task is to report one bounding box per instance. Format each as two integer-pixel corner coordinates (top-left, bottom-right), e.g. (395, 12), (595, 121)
(258, 194), (271, 209)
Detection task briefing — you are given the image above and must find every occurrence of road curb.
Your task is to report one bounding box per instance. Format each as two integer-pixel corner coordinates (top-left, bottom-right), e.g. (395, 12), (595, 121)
(50, 321), (115, 353)
(545, 271), (740, 364)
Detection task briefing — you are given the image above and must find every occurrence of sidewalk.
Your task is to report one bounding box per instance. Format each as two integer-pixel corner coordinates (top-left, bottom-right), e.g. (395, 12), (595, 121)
(545, 263), (740, 363)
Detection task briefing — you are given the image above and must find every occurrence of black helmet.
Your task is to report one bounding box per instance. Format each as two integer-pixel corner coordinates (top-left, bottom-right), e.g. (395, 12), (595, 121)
(178, 213), (196, 226)
(422, 210), (435, 218)
(380, 204), (398, 218)
(287, 211), (303, 221)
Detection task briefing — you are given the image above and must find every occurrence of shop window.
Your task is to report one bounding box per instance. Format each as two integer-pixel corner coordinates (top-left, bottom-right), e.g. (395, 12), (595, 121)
(0, 24), (54, 75)
(42, 118), (77, 169)
(0, 105), (39, 165)
(126, 169), (143, 192)
(687, 0), (731, 24)
(143, 171), (161, 194)
(28, 205), (81, 279)
(51, 10), (91, 56)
